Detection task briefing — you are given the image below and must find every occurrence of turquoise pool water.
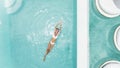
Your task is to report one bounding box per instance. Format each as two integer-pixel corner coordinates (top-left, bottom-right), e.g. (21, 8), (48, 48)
(0, 0), (77, 68)
(89, 0), (120, 68)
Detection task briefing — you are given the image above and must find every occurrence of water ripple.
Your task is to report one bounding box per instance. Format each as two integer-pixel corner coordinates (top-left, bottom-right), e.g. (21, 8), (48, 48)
(0, 20), (2, 27)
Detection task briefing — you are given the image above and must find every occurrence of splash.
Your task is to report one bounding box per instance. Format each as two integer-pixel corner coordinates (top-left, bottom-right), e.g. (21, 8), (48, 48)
(0, 20), (2, 26)
(34, 8), (48, 17)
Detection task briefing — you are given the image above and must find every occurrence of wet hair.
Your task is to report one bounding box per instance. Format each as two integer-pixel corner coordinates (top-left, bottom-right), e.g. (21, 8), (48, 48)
(56, 28), (59, 30)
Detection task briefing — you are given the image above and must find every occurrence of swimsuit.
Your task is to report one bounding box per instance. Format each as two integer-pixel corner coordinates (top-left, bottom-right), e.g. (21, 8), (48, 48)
(50, 30), (60, 45)
(50, 22), (62, 45)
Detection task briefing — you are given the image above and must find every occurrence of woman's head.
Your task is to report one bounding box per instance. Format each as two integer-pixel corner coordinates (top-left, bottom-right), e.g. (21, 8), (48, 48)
(54, 28), (59, 36)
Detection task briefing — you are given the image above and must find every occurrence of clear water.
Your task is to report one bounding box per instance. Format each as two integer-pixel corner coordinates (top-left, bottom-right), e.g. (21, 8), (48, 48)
(0, 0), (77, 68)
(89, 0), (120, 68)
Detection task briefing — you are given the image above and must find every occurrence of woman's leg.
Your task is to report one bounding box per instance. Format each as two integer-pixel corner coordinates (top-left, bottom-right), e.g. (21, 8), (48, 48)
(51, 45), (54, 50)
(43, 44), (54, 61)
(43, 38), (56, 61)
(43, 48), (51, 61)
(43, 41), (54, 61)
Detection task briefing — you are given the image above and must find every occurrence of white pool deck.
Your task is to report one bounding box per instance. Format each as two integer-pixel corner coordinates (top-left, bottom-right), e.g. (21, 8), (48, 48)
(77, 0), (89, 68)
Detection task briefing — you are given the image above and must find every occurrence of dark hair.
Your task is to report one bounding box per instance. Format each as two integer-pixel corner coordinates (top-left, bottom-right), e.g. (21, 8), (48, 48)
(56, 28), (59, 30)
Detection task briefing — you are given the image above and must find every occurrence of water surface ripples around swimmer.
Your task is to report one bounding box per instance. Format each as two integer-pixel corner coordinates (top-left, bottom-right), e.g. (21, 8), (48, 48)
(6, 0), (75, 68)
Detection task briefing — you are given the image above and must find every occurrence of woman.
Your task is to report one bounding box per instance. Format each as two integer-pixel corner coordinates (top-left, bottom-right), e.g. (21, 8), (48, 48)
(43, 21), (62, 61)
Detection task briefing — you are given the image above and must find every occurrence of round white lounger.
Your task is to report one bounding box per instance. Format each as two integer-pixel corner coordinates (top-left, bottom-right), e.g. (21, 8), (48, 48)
(96, 0), (120, 18)
(100, 60), (120, 68)
(114, 26), (120, 51)
(4, 0), (23, 14)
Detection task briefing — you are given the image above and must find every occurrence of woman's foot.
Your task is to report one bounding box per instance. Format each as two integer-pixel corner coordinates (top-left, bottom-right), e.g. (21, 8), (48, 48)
(43, 55), (46, 61)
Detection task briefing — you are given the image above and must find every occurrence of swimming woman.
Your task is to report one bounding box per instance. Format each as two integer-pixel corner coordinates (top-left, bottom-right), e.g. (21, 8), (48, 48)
(43, 21), (62, 61)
